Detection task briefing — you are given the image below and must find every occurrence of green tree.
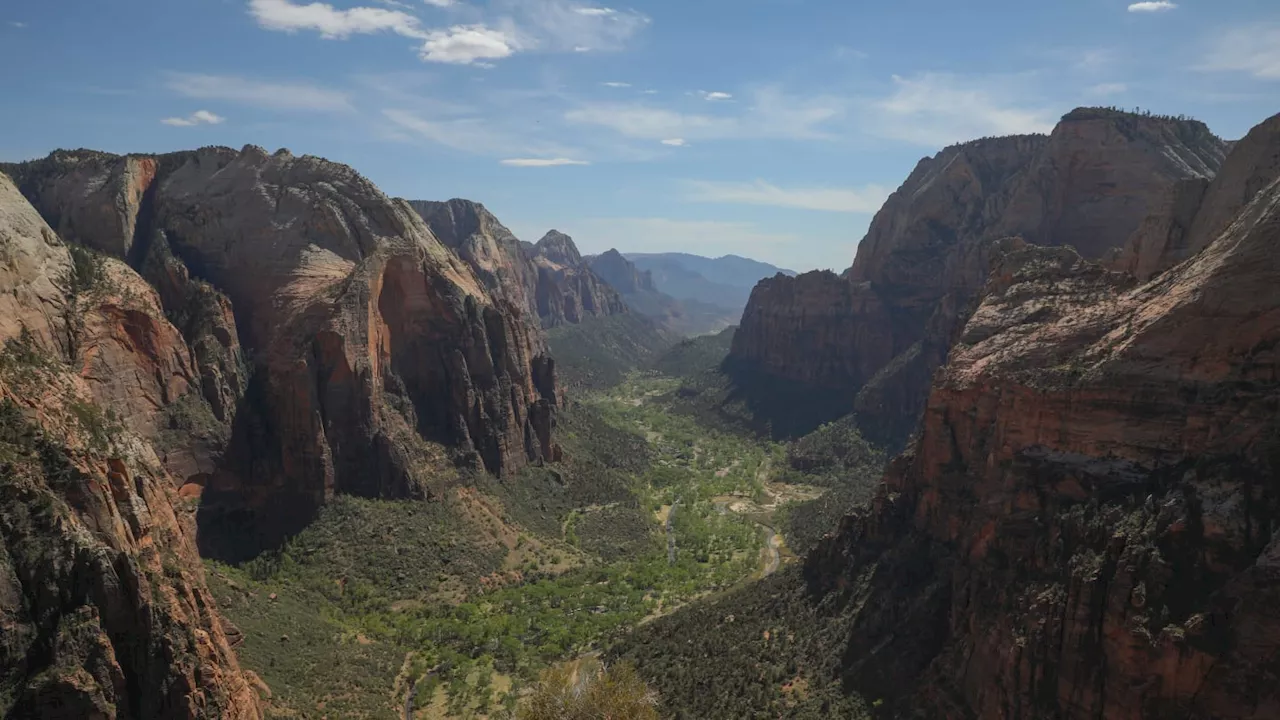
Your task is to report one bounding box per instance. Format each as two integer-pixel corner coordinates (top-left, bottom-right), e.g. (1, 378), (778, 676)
(517, 662), (658, 720)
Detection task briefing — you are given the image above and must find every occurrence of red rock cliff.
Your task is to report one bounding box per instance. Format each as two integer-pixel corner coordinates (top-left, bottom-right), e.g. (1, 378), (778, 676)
(7, 148), (561, 556)
(0, 174), (261, 719)
(731, 110), (1229, 448)
(804, 116), (1280, 718)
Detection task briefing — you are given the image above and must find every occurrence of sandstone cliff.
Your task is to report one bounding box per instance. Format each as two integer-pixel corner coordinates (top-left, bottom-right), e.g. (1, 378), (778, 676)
(0, 174), (261, 719)
(804, 118), (1280, 717)
(7, 148), (561, 556)
(731, 109), (1230, 448)
(1115, 113), (1280, 280)
(530, 231), (628, 327)
(410, 201), (628, 330)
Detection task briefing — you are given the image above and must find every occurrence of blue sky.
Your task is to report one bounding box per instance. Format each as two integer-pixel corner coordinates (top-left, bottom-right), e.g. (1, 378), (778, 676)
(1, 0), (1277, 270)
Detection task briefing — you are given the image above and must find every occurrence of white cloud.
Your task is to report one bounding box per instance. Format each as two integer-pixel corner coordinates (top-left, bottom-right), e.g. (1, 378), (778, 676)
(642, 89), (658, 95)
(248, 0), (426, 39)
(420, 25), (517, 64)
(1127, 1), (1176, 12)
(684, 179), (890, 213)
(166, 73), (352, 111)
(699, 90), (733, 101)
(661, 138), (686, 146)
(161, 110), (226, 127)
(500, 158), (590, 166)
(9, 21), (26, 28)
(867, 73), (1055, 147)
(1200, 26), (1280, 80)
(602, 81), (631, 88)
(1086, 82), (1128, 96)
(251, 0), (647, 62)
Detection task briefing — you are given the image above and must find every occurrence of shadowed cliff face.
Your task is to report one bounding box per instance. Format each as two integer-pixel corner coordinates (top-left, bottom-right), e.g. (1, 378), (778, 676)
(0, 174), (261, 719)
(410, 201), (628, 330)
(7, 148), (561, 557)
(530, 231), (628, 327)
(804, 137), (1280, 719)
(731, 110), (1231, 449)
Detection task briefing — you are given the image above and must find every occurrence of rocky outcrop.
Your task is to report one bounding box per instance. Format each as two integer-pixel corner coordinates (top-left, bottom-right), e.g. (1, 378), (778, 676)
(0, 174), (261, 719)
(804, 125), (1280, 719)
(1114, 113), (1280, 280)
(590, 249), (657, 295)
(534, 230), (583, 266)
(530, 231), (627, 327)
(409, 199), (542, 325)
(8, 148), (561, 556)
(409, 203), (629, 330)
(731, 109), (1230, 447)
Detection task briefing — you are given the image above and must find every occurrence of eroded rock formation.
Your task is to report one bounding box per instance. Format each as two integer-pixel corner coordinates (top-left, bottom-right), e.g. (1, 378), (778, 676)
(530, 231), (627, 327)
(0, 174), (261, 719)
(6, 148), (561, 556)
(410, 201), (628, 330)
(731, 109), (1230, 448)
(804, 116), (1280, 718)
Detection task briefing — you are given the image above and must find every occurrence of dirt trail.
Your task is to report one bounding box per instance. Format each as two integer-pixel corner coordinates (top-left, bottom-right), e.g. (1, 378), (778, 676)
(762, 528), (782, 577)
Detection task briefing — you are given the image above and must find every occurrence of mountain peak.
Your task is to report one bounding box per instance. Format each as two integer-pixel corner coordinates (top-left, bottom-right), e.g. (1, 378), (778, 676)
(408, 198), (513, 250)
(535, 230), (582, 266)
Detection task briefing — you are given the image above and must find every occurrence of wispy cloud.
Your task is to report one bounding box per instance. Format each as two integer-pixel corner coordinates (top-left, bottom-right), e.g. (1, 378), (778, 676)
(1127, 1), (1177, 12)
(866, 73), (1055, 147)
(684, 180), (889, 213)
(382, 108), (580, 157)
(698, 90), (733, 101)
(8, 20), (26, 28)
(161, 110), (226, 127)
(566, 86), (844, 142)
(573, 217), (800, 258)
(421, 25), (518, 64)
(1086, 82), (1128, 96)
(1200, 25), (1280, 80)
(602, 81), (631, 88)
(167, 73), (352, 111)
(500, 158), (590, 166)
(500, 0), (649, 54)
(661, 138), (686, 146)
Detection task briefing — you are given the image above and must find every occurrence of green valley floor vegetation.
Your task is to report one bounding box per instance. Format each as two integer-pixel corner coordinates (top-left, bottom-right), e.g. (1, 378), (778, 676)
(206, 337), (885, 718)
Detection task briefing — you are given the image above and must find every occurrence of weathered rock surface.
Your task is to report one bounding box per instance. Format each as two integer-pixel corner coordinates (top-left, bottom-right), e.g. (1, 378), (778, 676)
(530, 231), (627, 327)
(410, 202), (628, 330)
(1115, 113), (1280, 280)
(731, 109), (1229, 447)
(8, 148), (561, 556)
(0, 173), (261, 719)
(590, 249), (658, 295)
(806, 148), (1280, 718)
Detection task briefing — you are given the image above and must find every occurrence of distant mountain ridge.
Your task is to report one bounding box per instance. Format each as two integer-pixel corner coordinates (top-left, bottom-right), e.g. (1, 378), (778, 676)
(623, 252), (796, 324)
(587, 250), (737, 337)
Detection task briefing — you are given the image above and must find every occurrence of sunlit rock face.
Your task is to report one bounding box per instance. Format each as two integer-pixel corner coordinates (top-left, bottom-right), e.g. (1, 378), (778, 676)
(730, 109), (1230, 448)
(804, 113), (1280, 719)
